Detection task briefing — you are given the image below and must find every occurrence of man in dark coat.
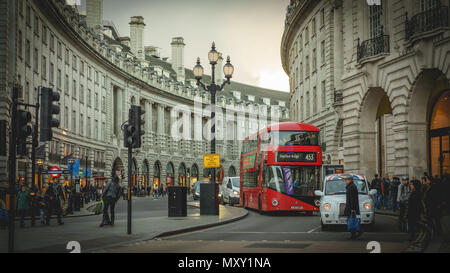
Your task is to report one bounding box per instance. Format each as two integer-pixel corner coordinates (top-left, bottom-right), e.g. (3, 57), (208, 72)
(45, 180), (65, 225)
(100, 175), (121, 227)
(371, 174), (382, 209)
(344, 175), (362, 240)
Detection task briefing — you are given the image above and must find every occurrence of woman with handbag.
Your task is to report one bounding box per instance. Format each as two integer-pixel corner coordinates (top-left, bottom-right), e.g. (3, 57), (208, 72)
(344, 175), (363, 240)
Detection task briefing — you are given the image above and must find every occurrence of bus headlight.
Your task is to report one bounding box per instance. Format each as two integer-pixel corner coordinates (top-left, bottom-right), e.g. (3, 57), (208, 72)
(233, 190), (238, 196)
(323, 203), (331, 210)
(272, 199), (279, 207)
(364, 202), (371, 210)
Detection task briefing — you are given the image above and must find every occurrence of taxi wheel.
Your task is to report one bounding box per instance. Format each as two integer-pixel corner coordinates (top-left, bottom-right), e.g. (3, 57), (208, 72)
(321, 221), (328, 231)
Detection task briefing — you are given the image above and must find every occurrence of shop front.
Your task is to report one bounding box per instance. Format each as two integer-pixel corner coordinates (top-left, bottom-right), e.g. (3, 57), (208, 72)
(166, 162), (175, 186)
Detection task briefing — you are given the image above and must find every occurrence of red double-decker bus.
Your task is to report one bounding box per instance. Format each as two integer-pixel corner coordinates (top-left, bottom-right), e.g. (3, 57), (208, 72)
(239, 122), (322, 213)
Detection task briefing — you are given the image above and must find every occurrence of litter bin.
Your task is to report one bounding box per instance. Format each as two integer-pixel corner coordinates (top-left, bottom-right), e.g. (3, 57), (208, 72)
(200, 183), (219, 215)
(168, 186), (187, 217)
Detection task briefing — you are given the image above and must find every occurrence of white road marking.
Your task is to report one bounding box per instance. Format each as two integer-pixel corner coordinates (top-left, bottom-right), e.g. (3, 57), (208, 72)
(307, 226), (321, 233)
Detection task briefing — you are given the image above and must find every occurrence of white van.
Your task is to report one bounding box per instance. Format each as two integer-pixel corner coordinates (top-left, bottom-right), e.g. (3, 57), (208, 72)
(220, 177), (240, 206)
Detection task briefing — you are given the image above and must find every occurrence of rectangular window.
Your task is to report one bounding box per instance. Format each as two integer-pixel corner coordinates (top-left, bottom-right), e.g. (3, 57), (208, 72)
(95, 71), (99, 83)
(80, 61), (85, 74)
(102, 122), (105, 140)
(321, 40), (326, 65)
(42, 25), (47, 45)
(57, 41), (62, 58)
(18, 31), (23, 59)
(50, 63), (54, 84)
(65, 48), (70, 64)
(64, 106), (69, 129)
(305, 26), (309, 44)
(41, 56), (47, 78)
(19, 0), (23, 16)
(80, 113), (84, 136)
(26, 5), (31, 26)
(320, 8), (325, 27)
(102, 96), (106, 112)
(72, 110), (76, 132)
(313, 86), (317, 114)
(57, 69), (61, 89)
(369, 2), (383, 38)
(305, 55), (310, 77)
(312, 18), (316, 36)
(73, 55), (77, 70)
(34, 48), (39, 73)
(50, 34), (55, 52)
(299, 62), (303, 82)
(87, 117), (91, 138)
(73, 80), (77, 98)
(34, 15), (39, 36)
(94, 93), (98, 109)
(299, 35), (302, 52)
(88, 66), (92, 79)
(321, 80), (326, 107)
(65, 74), (69, 94)
(25, 39), (30, 66)
(80, 84), (84, 103)
(95, 120), (99, 140)
(312, 48), (317, 71)
(87, 89), (91, 106)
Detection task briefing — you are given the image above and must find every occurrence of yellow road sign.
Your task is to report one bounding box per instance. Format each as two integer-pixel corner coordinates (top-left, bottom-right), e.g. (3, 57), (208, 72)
(203, 153), (220, 169)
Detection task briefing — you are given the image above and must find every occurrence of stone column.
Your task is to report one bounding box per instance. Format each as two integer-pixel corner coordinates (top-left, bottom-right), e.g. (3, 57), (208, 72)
(157, 104), (165, 135)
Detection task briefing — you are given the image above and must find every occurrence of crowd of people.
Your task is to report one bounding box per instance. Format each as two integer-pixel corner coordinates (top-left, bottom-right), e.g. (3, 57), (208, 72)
(370, 173), (450, 247)
(131, 184), (167, 198)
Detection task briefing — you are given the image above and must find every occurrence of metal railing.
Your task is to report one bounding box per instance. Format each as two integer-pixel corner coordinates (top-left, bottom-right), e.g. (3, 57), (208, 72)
(357, 34), (390, 62)
(405, 6), (449, 40)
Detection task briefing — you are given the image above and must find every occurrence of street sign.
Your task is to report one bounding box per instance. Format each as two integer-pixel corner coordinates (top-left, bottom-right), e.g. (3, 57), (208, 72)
(49, 166), (61, 178)
(203, 153), (220, 169)
(68, 159), (80, 175)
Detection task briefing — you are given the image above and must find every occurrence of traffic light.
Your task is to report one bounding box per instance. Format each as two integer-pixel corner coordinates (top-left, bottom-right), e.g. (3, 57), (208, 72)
(40, 87), (60, 142)
(16, 110), (32, 155)
(134, 106), (145, 148)
(123, 123), (135, 148)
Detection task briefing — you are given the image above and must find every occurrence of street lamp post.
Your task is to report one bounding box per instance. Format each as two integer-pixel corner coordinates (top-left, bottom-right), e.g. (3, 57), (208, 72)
(193, 42), (234, 213)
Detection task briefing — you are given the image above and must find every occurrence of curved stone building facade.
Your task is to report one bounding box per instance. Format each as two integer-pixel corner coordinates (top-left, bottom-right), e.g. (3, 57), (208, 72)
(282, 0), (450, 179)
(0, 0), (290, 189)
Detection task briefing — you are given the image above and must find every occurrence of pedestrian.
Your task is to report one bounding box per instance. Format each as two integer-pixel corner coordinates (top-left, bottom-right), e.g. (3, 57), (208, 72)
(45, 180), (65, 226)
(155, 185), (159, 198)
(397, 176), (410, 232)
(100, 175), (121, 227)
(407, 180), (426, 241)
(370, 174), (382, 209)
(0, 198), (7, 230)
(91, 184), (96, 202)
(390, 176), (401, 212)
(29, 184), (38, 226)
(423, 176), (443, 235)
(16, 185), (30, 228)
(344, 175), (363, 240)
(382, 174), (391, 210)
(159, 185), (163, 197)
(37, 191), (47, 225)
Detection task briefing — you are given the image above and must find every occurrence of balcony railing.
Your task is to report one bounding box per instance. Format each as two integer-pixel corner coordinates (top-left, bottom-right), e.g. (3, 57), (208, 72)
(357, 34), (390, 62)
(405, 6), (449, 40)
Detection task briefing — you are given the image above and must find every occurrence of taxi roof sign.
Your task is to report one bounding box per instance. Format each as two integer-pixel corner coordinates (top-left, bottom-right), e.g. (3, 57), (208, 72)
(203, 153), (220, 169)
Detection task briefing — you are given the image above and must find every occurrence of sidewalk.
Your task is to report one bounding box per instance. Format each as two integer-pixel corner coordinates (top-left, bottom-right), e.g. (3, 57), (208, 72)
(0, 201), (248, 253)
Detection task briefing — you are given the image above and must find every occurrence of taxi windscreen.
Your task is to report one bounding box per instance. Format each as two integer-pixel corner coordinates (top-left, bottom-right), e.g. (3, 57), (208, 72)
(324, 178), (368, 195)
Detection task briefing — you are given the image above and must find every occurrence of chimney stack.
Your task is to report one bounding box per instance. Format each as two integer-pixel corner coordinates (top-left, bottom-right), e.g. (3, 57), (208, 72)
(171, 37), (185, 82)
(86, 0), (103, 31)
(129, 16), (146, 60)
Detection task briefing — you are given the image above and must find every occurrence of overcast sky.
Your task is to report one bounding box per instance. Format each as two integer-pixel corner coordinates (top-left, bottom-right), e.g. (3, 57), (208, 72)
(74, 0), (290, 92)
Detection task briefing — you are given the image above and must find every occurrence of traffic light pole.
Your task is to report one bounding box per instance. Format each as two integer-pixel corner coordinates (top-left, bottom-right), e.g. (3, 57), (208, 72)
(31, 87), (40, 226)
(127, 144), (132, 235)
(8, 86), (19, 253)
